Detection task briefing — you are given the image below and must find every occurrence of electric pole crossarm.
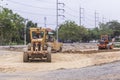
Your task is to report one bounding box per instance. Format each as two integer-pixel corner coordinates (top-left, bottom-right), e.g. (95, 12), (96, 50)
(58, 15), (65, 17)
(58, 9), (65, 12)
(58, 3), (65, 6)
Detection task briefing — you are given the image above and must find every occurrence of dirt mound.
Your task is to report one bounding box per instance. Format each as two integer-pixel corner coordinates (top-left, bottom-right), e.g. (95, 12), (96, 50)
(0, 43), (120, 73)
(62, 49), (120, 54)
(0, 50), (120, 73)
(0, 67), (16, 73)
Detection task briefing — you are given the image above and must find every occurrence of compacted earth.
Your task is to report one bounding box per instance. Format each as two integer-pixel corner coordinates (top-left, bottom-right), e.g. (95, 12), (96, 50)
(0, 43), (120, 80)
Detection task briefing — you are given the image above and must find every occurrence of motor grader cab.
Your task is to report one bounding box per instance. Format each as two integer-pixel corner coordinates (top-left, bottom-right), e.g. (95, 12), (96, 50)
(97, 35), (114, 50)
(23, 28), (52, 62)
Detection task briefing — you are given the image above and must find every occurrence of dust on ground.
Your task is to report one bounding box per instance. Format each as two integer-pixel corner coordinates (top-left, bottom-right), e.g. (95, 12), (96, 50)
(0, 43), (120, 73)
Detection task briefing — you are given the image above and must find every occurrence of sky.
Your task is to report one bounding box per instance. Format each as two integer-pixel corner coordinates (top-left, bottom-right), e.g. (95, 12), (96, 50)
(0, 0), (120, 29)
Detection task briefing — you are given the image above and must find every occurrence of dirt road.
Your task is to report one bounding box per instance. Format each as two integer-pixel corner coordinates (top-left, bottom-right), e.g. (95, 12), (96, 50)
(0, 43), (120, 80)
(0, 58), (120, 80)
(0, 49), (120, 73)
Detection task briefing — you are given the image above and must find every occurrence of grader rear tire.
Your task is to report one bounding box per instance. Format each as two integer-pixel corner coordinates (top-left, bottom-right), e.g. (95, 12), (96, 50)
(28, 43), (31, 51)
(47, 47), (51, 62)
(107, 45), (110, 50)
(98, 47), (101, 50)
(47, 46), (51, 53)
(23, 52), (29, 62)
(59, 47), (62, 52)
(46, 53), (51, 62)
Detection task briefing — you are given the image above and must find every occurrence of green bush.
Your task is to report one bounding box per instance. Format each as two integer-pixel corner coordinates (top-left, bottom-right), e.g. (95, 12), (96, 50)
(114, 44), (120, 48)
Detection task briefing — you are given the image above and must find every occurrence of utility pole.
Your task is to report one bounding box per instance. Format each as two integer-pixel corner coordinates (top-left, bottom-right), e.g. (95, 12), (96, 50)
(95, 11), (97, 27)
(24, 19), (28, 46)
(56, 0), (65, 41)
(95, 11), (99, 27)
(56, 0), (58, 41)
(0, 0), (3, 45)
(79, 7), (84, 26)
(102, 16), (106, 23)
(0, 1), (2, 45)
(44, 17), (47, 27)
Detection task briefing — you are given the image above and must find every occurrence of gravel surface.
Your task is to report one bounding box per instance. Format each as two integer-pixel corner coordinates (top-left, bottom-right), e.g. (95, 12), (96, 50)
(0, 43), (120, 80)
(0, 61), (120, 80)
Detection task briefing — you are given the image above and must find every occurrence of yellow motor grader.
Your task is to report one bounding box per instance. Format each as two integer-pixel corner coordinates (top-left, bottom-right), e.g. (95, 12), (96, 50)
(23, 27), (62, 62)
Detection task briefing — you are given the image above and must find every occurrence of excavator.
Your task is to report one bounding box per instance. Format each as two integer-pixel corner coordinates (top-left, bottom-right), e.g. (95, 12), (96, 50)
(97, 35), (114, 50)
(23, 27), (62, 62)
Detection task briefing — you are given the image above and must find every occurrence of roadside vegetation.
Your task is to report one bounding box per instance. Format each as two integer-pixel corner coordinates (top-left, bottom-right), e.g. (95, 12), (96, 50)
(58, 20), (120, 42)
(0, 7), (120, 45)
(0, 8), (37, 45)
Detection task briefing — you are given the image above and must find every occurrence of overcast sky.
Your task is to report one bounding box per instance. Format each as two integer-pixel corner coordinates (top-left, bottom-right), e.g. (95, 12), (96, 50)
(1, 0), (120, 29)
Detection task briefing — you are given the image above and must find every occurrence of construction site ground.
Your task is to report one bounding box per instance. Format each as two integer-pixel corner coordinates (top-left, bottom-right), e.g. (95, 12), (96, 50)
(0, 43), (120, 80)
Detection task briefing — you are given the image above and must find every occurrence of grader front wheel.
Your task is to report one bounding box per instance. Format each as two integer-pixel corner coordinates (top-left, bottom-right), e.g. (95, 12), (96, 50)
(46, 47), (51, 62)
(46, 53), (51, 62)
(23, 52), (29, 62)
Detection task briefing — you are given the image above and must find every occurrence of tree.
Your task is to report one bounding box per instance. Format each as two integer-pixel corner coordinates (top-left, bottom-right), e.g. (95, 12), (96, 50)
(89, 27), (100, 40)
(0, 8), (25, 45)
(99, 23), (113, 37)
(105, 21), (120, 37)
(58, 21), (88, 42)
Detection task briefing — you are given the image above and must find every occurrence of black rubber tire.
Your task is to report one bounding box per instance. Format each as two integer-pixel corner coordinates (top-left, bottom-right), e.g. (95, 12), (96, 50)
(110, 45), (113, 49)
(107, 45), (110, 50)
(23, 52), (29, 62)
(46, 53), (51, 62)
(27, 43), (31, 51)
(59, 47), (62, 52)
(98, 47), (101, 50)
(47, 46), (51, 53)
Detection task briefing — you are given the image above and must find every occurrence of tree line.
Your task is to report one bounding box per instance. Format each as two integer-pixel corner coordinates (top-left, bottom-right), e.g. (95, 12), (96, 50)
(58, 20), (120, 42)
(0, 8), (37, 45)
(0, 7), (120, 45)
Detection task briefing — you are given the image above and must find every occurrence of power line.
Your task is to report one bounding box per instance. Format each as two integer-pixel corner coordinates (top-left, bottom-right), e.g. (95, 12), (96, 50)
(84, 20), (95, 27)
(34, 0), (55, 4)
(38, 23), (56, 26)
(102, 16), (106, 23)
(4, 0), (109, 29)
(7, 0), (56, 10)
(65, 6), (78, 13)
(65, 12), (78, 18)
(85, 16), (95, 22)
(10, 9), (56, 16)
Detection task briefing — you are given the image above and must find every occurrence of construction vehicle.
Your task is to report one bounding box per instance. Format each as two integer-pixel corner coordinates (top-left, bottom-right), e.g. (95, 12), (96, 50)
(47, 30), (62, 52)
(23, 27), (62, 62)
(97, 35), (114, 50)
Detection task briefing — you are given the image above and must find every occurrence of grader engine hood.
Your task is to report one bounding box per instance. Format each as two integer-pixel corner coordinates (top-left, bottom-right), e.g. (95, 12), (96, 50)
(32, 38), (43, 42)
